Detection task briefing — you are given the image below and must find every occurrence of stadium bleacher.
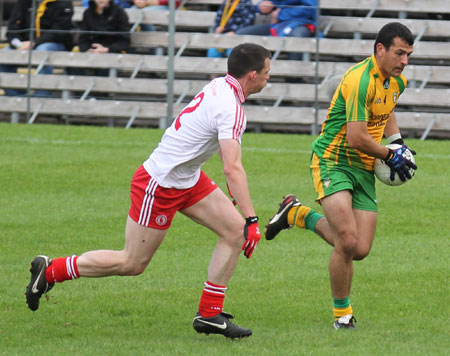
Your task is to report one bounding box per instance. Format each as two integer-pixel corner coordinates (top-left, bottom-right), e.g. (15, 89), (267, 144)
(0, 1), (449, 138)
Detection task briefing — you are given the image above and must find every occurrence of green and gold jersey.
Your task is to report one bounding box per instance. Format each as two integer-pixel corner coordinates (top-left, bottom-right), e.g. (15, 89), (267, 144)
(312, 55), (407, 171)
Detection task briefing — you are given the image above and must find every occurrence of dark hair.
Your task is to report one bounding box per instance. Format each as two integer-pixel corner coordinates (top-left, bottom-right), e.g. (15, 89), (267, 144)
(227, 43), (271, 79)
(374, 22), (414, 53)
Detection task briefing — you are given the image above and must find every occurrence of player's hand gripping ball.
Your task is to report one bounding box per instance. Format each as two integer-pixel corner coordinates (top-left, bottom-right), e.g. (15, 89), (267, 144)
(374, 143), (416, 186)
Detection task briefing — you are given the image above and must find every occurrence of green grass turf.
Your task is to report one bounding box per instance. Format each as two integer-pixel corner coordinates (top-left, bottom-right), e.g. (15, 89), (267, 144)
(1, 123), (449, 355)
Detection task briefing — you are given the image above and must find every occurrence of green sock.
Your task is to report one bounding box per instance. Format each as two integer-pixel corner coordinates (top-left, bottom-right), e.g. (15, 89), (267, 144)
(333, 297), (353, 318)
(333, 297), (350, 309)
(304, 210), (323, 233)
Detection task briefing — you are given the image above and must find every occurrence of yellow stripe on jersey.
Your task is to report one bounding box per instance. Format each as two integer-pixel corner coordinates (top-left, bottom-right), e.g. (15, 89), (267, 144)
(322, 124), (347, 164)
(312, 55), (407, 171)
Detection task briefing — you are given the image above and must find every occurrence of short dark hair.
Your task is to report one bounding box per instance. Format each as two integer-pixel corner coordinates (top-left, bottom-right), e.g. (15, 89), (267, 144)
(227, 43), (271, 79)
(374, 22), (414, 53)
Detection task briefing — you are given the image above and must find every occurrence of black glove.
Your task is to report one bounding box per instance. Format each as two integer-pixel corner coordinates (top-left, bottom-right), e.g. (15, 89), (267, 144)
(391, 138), (416, 156)
(384, 145), (417, 182)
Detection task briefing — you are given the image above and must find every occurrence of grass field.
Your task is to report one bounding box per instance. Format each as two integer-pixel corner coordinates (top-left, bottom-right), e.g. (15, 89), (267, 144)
(1, 123), (449, 355)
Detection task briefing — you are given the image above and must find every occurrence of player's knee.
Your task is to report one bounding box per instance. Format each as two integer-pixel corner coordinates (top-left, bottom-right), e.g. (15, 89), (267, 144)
(222, 221), (245, 248)
(120, 257), (150, 276)
(126, 264), (147, 276)
(336, 232), (358, 257)
(342, 241), (357, 257)
(227, 231), (245, 249)
(353, 246), (371, 261)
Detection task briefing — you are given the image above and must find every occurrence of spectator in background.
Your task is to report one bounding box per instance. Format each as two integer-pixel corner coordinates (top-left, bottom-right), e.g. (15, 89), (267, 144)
(131, 0), (181, 32)
(82, 0), (132, 8)
(0, 0), (74, 97)
(69, 0), (130, 80)
(79, 0), (130, 55)
(207, 0), (256, 58)
(82, 0), (172, 54)
(132, 0), (180, 11)
(236, 0), (317, 60)
(130, 0), (181, 55)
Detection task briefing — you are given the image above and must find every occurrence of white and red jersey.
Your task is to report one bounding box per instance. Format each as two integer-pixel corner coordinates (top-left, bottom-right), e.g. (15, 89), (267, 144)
(143, 74), (247, 189)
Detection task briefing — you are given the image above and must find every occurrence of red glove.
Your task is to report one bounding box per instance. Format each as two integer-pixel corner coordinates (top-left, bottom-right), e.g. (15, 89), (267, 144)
(226, 183), (237, 206)
(242, 216), (261, 258)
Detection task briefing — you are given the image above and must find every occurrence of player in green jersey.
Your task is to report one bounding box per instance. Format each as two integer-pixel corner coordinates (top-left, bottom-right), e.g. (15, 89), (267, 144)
(265, 22), (417, 329)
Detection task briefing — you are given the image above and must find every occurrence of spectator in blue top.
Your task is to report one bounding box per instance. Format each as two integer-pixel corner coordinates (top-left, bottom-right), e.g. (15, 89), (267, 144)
(236, 0), (317, 60)
(82, 0), (132, 7)
(207, 0), (256, 58)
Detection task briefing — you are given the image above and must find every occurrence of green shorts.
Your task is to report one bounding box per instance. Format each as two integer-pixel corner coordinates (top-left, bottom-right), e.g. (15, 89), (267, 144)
(310, 153), (378, 212)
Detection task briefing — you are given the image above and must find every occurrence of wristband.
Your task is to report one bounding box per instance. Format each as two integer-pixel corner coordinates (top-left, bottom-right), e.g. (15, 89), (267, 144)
(387, 133), (403, 145)
(245, 216), (258, 224)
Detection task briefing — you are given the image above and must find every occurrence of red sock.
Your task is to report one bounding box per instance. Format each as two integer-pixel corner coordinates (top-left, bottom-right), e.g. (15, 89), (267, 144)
(45, 255), (80, 284)
(198, 281), (226, 318)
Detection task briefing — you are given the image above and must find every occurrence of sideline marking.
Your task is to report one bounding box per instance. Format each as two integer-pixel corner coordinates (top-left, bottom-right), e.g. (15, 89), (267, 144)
(2, 136), (450, 159)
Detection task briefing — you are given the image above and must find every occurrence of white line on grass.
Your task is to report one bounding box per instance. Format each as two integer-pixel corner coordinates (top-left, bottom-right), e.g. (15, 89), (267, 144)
(3, 136), (450, 160)
(2, 136), (150, 148)
(245, 147), (450, 160)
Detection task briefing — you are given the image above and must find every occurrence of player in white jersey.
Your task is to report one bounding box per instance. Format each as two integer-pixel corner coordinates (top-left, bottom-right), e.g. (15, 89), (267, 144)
(26, 43), (271, 339)
(143, 73), (248, 190)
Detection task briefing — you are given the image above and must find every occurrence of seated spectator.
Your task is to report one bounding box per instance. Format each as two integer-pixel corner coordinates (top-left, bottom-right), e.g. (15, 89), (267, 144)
(0, 0), (74, 97)
(235, 0), (317, 60)
(69, 0), (130, 80)
(207, 0), (256, 58)
(83, 0), (178, 31)
(82, 0), (132, 8)
(78, 0), (130, 55)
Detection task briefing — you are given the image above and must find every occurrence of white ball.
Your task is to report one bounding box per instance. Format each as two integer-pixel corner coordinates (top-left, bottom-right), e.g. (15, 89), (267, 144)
(374, 143), (416, 186)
